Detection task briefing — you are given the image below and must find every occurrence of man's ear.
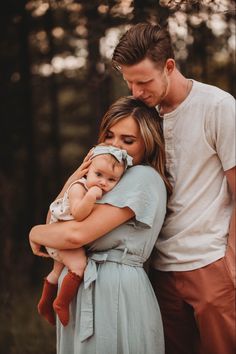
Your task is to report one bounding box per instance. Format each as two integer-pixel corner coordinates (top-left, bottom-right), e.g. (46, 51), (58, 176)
(165, 58), (175, 75)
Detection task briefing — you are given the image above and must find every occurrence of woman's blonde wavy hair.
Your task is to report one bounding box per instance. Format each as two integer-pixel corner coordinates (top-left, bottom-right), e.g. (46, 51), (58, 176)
(98, 96), (172, 194)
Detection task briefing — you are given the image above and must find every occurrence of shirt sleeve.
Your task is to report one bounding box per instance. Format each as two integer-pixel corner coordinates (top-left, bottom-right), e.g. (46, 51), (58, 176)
(205, 94), (236, 171)
(96, 165), (167, 228)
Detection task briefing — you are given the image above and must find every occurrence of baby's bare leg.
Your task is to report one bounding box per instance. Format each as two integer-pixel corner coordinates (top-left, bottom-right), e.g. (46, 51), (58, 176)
(47, 260), (64, 284)
(58, 247), (87, 276)
(53, 248), (87, 326)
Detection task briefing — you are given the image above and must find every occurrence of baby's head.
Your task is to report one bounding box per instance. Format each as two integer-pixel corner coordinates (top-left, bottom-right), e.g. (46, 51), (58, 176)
(86, 145), (133, 193)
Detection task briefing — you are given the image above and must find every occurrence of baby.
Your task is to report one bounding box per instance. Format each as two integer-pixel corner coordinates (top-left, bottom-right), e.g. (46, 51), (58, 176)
(37, 145), (133, 326)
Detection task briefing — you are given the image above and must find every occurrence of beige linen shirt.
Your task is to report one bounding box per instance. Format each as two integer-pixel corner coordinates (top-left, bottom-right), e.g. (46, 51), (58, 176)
(153, 80), (236, 271)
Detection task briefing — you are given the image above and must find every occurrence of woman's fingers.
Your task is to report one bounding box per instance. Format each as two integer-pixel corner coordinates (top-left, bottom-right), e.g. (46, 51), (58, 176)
(83, 148), (94, 162)
(37, 251), (51, 258)
(54, 148), (94, 199)
(74, 150), (94, 177)
(80, 159), (92, 170)
(29, 239), (50, 258)
(74, 163), (90, 178)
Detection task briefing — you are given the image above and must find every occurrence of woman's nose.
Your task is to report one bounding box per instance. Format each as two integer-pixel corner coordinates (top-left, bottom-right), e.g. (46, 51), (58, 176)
(110, 138), (122, 148)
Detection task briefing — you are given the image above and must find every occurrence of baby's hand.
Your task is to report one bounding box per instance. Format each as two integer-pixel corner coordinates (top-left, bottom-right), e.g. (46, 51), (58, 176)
(87, 186), (103, 200)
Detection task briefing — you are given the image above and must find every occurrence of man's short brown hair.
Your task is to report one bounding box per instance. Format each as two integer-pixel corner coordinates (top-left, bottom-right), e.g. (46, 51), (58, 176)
(112, 23), (174, 70)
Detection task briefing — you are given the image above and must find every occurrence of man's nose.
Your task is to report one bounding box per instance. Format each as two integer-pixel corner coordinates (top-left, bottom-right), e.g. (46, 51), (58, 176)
(131, 84), (143, 98)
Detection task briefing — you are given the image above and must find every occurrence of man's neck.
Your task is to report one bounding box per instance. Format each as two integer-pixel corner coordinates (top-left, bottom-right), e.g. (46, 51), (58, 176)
(159, 74), (192, 116)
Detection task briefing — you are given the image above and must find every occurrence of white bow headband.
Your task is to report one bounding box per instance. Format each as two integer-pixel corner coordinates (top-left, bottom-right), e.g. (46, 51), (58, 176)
(92, 145), (133, 169)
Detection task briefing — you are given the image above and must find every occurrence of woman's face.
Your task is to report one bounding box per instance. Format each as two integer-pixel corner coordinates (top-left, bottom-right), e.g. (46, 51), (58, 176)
(103, 116), (146, 165)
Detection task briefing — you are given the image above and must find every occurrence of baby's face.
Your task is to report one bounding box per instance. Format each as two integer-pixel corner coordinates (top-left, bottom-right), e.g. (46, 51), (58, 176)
(86, 155), (124, 193)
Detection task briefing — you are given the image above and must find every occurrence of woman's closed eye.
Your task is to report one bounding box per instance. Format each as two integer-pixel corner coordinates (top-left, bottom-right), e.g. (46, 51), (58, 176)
(123, 138), (134, 145)
(105, 133), (134, 145)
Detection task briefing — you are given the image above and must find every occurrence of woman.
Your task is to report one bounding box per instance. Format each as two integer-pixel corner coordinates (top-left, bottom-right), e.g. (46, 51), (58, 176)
(29, 96), (171, 354)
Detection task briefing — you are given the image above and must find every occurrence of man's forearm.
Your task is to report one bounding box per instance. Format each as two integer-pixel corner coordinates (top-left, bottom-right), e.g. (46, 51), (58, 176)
(226, 207), (236, 285)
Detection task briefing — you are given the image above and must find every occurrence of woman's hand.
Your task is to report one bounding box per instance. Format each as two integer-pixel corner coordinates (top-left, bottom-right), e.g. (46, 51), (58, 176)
(70, 148), (94, 181)
(29, 238), (50, 258)
(54, 148), (94, 200)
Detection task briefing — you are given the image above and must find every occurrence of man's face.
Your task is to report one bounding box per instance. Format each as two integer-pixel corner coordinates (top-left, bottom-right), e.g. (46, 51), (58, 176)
(120, 57), (169, 107)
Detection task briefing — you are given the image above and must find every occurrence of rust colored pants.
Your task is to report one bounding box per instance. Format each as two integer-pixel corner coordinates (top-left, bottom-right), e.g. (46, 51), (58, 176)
(150, 257), (236, 354)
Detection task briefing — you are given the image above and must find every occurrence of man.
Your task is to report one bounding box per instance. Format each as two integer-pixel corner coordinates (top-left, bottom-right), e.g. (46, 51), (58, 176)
(112, 23), (235, 354)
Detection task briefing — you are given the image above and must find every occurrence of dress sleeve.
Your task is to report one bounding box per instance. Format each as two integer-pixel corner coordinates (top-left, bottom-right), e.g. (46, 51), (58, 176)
(96, 165), (167, 228)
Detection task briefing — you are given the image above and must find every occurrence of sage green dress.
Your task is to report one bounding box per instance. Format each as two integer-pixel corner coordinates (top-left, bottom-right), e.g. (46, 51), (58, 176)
(57, 165), (167, 354)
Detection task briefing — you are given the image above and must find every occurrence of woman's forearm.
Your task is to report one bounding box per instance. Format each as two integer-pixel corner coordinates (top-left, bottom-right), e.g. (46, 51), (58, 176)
(29, 204), (134, 252)
(29, 221), (84, 249)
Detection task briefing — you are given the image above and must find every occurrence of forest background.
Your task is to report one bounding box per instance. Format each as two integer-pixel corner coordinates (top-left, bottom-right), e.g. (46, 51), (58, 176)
(0, 0), (235, 353)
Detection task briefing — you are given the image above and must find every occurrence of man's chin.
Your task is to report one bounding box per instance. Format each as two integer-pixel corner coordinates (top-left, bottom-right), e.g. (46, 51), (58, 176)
(142, 99), (155, 107)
